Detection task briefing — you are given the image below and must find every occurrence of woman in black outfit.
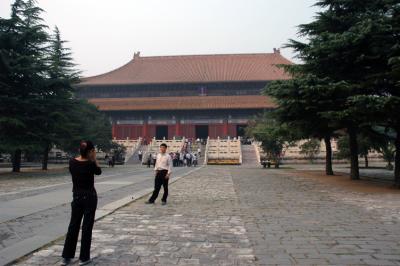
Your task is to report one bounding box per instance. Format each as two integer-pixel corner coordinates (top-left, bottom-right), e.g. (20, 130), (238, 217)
(61, 141), (101, 266)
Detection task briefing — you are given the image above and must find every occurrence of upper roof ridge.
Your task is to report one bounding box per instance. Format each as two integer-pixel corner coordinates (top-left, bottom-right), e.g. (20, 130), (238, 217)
(80, 49), (292, 85)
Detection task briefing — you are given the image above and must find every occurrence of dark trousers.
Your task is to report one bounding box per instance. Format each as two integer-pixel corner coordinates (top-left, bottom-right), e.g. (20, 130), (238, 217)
(62, 192), (97, 261)
(149, 170), (169, 202)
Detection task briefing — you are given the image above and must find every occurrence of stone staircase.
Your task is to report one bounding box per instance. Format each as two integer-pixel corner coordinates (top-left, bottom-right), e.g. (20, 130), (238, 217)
(142, 138), (185, 164)
(241, 144), (259, 167)
(126, 144), (147, 165)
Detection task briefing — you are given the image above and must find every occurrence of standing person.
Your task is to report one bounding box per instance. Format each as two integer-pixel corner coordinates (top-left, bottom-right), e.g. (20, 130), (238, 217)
(152, 153), (157, 166)
(147, 154), (151, 168)
(111, 155), (115, 167)
(183, 154), (187, 167)
(146, 143), (172, 205)
(179, 152), (184, 167)
(185, 152), (192, 167)
(108, 155), (112, 168)
(138, 150), (143, 162)
(172, 152), (177, 167)
(197, 147), (201, 157)
(61, 141), (101, 266)
(192, 153), (197, 167)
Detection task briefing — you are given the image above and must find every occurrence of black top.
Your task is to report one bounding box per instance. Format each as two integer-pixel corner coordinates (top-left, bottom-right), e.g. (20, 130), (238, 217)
(69, 158), (102, 193)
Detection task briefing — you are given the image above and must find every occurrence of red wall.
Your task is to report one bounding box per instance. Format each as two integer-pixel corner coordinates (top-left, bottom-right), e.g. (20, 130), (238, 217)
(114, 125), (143, 140)
(228, 124), (237, 137)
(180, 124), (195, 139)
(209, 124), (225, 138)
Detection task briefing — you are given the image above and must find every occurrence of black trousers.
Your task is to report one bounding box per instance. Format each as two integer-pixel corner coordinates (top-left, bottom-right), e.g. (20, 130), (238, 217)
(149, 170), (169, 202)
(62, 191), (97, 261)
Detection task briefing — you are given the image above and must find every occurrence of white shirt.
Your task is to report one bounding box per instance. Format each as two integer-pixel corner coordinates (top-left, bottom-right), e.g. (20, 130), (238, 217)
(154, 152), (172, 174)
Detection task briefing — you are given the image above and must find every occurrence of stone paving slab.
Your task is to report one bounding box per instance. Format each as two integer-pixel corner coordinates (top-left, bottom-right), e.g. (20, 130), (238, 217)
(231, 168), (400, 266)
(15, 167), (255, 266)
(1, 167), (199, 266)
(15, 166), (400, 266)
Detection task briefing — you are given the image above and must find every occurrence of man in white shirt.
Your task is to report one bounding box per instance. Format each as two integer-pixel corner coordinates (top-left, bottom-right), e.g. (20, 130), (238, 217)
(138, 150), (143, 161)
(146, 143), (172, 205)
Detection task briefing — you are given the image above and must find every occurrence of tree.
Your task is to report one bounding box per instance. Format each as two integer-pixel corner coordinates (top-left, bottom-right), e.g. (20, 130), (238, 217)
(57, 100), (114, 156)
(271, 0), (400, 181)
(336, 133), (375, 168)
(0, 0), (49, 172)
(38, 26), (80, 170)
(265, 74), (341, 175)
(1, 1), (114, 172)
(247, 113), (299, 168)
(342, 0), (400, 186)
(299, 139), (321, 163)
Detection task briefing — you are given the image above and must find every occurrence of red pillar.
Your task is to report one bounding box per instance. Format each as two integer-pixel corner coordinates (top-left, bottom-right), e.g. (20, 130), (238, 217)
(223, 121), (229, 137)
(142, 122), (148, 142)
(112, 124), (116, 139)
(176, 120), (181, 136)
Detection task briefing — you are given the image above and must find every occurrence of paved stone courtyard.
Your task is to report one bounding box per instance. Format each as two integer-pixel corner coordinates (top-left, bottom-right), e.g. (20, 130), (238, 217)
(15, 166), (400, 266)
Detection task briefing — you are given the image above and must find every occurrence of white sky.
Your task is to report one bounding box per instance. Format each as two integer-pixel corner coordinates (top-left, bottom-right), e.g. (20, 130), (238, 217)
(0, 0), (318, 77)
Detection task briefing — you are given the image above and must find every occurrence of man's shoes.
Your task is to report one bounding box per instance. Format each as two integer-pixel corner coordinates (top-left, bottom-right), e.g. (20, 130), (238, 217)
(145, 200), (154, 204)
(61, 258), (71, 265)
(161, 201), (167, 205)
(79, 259), (92, 265)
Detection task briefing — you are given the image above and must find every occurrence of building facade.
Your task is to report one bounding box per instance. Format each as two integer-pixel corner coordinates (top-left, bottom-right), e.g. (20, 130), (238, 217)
(77, 50), (292, 141)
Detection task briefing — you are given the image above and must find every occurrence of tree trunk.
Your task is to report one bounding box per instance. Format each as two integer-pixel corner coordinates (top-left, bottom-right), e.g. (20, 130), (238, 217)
(395, 130), (400, 188)
(348, 127), (360, 180)
(12, 149), (22, 172)
(324, 136), (334, 175)
(42, 144), (50, 170)
(364, 155), (369, 169)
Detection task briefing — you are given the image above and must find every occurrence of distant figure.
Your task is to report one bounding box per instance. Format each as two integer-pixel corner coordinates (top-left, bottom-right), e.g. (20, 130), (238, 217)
(61, 141), (101, 266)
(179, 152), (184, 167)
(185, 152), (192, 167)
(111, 155), (116, 167)
(192, 153), (198, 167)
(152, 153), (157, 166)
(138, 150), (143, 161)
(147, 155), (152, 168)
(146, 143), (172, 205)
(172, 152), (177, 167)
(197, 147), (201, 157)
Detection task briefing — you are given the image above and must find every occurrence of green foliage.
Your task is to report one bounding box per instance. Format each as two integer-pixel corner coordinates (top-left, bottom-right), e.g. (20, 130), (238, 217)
(0, 0), (49, 154)
(0, 0), (114, 171)
(336, 128), (395, 166)
(247, 113), (299, 163)
(264, 0), (400, 181)
(57, 100), (113, 156)
(299, 139), (321, 163)
(109, 142), (127, 162)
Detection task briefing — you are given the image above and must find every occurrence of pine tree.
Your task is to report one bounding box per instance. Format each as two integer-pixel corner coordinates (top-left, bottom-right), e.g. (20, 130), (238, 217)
(266, 0), (400, 182)
(0, 0), (49, 172)
(38, 26), (80, 170)
(265, 74), (341, 175)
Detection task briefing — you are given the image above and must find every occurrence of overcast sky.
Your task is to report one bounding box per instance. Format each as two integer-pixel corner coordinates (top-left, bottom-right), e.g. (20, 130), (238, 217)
(0, 0), (318, 77)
